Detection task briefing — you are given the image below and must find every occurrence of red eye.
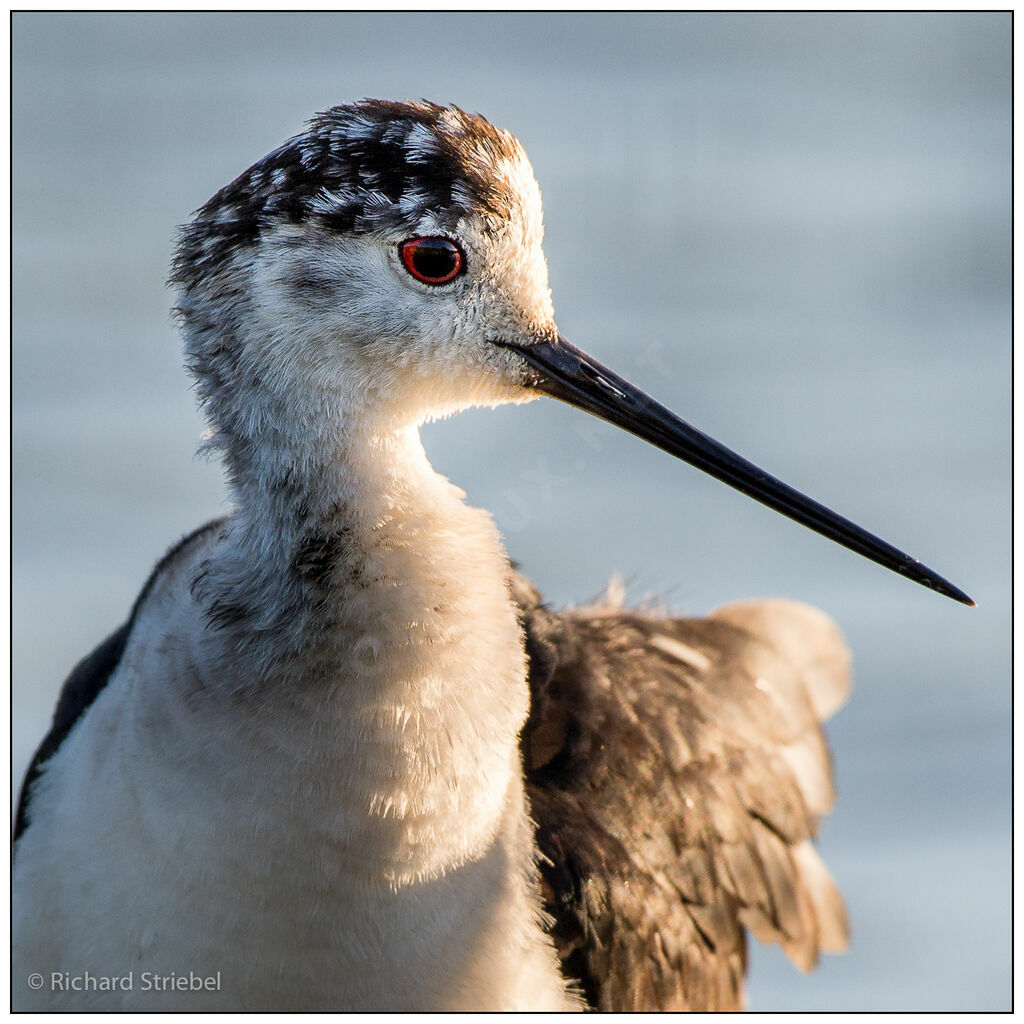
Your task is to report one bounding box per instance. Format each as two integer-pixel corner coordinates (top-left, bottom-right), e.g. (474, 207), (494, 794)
(399, 237), (465, 285)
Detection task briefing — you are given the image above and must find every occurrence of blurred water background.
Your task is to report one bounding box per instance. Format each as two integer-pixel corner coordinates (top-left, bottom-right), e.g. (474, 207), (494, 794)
(12, 12), (1010, 1011)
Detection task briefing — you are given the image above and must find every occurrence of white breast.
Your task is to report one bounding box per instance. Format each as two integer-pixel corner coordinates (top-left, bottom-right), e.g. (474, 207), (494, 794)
(13, 467), (580, 1011)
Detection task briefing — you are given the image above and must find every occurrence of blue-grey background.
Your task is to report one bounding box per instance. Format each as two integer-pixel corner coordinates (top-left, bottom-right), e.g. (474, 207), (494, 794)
(12, 13), (1010, 1011)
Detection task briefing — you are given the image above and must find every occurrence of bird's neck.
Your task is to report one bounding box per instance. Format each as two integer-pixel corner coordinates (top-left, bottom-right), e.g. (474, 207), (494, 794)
(187, 413), (535, 888)
(198, 414), (526, 685)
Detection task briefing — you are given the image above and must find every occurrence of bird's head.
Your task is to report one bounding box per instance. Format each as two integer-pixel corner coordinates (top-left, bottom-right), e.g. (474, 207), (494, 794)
(173, 100), (558, 433)
(171, 99), (971, 606)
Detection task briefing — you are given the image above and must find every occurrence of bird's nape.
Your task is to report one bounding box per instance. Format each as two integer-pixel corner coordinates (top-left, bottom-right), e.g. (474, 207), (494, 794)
(499, 333), (974, 606)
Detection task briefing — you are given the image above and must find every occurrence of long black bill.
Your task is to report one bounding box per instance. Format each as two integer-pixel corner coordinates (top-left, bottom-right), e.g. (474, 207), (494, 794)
(500, 334), (973, 606)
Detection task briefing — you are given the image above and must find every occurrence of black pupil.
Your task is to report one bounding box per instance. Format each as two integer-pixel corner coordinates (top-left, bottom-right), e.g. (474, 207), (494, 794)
(411, 240), (457, 279)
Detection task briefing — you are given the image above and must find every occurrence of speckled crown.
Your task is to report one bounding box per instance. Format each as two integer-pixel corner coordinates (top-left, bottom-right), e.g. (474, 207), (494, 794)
(172, 100), (525, 293)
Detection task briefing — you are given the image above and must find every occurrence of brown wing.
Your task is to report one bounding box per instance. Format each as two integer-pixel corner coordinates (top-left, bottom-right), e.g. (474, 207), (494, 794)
(514, 575), (851, 1012)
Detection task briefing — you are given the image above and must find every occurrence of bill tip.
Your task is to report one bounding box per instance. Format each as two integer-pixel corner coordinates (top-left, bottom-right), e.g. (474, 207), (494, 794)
(940, 582), (975, 607)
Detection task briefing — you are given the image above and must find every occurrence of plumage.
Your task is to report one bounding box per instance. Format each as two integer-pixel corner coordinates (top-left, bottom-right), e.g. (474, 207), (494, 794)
(13, 520), (226, 842)
(517, 577), (849, 1010)
(15, 541), (849, 1012)
(13, 98), (966, 1011)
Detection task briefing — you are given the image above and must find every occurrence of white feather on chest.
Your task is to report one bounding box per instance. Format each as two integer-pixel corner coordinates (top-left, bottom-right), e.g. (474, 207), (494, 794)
(14, 432), (576, 1010)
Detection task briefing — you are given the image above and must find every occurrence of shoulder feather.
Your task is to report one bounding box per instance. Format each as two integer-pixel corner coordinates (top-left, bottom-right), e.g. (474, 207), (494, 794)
(13, 519), (226, 843)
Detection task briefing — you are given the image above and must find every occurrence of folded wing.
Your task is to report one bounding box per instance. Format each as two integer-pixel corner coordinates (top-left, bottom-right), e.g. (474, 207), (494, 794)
(515, 576), (851, 1011)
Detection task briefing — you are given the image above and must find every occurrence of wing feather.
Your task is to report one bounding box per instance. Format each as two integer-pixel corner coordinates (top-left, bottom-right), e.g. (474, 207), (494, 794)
(516, 576), (851, 1011)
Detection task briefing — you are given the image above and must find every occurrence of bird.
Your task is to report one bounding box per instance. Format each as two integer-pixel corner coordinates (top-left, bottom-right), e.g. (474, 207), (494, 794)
(12, 99), (972, 1012)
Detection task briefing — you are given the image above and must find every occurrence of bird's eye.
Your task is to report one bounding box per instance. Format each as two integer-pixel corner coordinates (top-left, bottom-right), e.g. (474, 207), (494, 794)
(399, 237), (465, 286)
